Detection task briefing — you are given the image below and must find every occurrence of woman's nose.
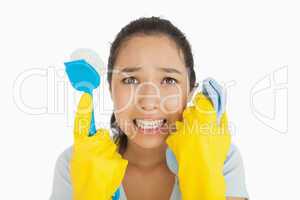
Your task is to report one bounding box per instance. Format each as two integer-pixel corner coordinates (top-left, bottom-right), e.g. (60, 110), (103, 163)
(135, 82), (160, 112)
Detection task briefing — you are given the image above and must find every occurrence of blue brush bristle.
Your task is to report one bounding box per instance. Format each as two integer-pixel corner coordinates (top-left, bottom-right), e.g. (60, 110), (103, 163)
(64, 59), (100, 94)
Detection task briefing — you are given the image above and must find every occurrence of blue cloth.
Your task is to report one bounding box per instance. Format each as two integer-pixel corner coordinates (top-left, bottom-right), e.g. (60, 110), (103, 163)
(49, 142), (249, 200)
(202, 77), (226, 125)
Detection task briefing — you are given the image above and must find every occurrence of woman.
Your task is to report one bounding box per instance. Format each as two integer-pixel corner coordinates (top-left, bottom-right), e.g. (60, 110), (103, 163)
(50, 17), (249, 200)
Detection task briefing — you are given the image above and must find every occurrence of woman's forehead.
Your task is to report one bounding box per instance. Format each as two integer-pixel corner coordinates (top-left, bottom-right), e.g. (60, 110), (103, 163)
(114, 35), (185, 70)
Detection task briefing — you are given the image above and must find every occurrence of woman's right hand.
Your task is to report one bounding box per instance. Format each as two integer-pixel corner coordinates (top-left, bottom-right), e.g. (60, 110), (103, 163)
(70, 93), (128, 200)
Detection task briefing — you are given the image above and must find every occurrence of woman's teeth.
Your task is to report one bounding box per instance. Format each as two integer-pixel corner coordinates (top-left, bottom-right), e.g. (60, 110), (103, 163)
(135, 119), (165, 129)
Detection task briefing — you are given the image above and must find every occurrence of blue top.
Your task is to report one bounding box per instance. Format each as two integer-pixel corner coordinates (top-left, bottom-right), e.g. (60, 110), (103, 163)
(49, 139), (249, 199)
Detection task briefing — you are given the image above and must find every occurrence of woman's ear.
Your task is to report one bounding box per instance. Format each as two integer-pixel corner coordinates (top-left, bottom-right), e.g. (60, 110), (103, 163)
(109, 86), (113, 100)
(187, 83), (199, 103)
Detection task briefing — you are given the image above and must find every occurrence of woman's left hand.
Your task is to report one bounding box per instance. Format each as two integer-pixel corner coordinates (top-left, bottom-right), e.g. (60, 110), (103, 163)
(166, 91), (231, 200)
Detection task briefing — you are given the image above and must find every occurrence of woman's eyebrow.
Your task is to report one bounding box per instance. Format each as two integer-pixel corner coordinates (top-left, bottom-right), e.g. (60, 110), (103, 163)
(120, 66), (182, 75)
(120, 67), (141, 73)
(157, 67), (182, 75)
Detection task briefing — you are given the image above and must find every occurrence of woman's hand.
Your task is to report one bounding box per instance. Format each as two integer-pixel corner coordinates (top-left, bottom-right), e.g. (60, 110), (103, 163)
(70, 93), (128, 200)
(166, 92), (231, 200)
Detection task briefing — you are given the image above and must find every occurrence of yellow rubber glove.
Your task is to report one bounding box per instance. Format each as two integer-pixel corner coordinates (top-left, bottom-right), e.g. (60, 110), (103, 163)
(166, 92), (231, 200)
(70, 93), (128, 200)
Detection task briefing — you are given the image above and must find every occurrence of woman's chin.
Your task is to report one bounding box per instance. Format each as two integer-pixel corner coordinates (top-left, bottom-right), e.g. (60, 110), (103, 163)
(123, 123), (170, 149)
(131, 132), (169, 149)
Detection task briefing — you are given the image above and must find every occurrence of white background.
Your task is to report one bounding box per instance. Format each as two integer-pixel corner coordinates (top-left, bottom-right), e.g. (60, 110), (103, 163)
(0, 0), (299, 199)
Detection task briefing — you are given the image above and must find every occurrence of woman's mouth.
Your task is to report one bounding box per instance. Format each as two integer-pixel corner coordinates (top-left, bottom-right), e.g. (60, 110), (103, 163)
(133, 118), (167, 134)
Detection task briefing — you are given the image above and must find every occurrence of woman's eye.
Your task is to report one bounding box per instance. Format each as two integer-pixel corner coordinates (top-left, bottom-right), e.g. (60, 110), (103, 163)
(122, 77), (138, 84)
(122, 77), (177, 85)
(162, 77), (178, 85)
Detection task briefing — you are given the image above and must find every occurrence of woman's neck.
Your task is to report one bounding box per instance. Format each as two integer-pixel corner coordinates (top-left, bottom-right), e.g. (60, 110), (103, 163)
(122, 140), (167, 170)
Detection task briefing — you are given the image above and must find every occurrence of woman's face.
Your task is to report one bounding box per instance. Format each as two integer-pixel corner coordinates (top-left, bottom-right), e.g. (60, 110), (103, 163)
(110, 35), (192, 149)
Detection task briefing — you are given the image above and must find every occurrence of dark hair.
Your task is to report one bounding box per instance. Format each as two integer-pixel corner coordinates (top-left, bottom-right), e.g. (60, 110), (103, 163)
(107, 16), (196, 154)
